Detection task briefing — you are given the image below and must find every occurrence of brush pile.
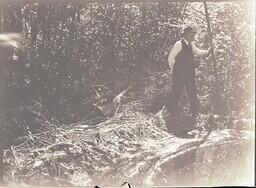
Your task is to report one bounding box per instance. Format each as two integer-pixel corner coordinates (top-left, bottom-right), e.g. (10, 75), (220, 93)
(2, 100), (254, 186)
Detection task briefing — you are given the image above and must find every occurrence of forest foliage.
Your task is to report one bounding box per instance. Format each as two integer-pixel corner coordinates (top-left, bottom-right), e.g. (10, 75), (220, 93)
(0, 1), (254, 124)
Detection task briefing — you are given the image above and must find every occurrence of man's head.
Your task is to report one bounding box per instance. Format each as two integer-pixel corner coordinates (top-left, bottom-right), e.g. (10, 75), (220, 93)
(182, 26), (197, 42)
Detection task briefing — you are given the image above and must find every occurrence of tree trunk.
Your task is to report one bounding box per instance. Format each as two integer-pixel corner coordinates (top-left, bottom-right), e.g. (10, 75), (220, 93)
(0, 143), (3, 185)
(0, 5), (4, 32)
(203, 2), (221, 114)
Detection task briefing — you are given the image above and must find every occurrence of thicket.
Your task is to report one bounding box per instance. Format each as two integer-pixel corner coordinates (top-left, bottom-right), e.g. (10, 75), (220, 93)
(0, 2), (254, 124)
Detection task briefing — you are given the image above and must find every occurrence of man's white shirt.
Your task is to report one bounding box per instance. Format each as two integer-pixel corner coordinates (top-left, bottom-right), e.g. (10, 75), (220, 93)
(168, 38), (209, 70)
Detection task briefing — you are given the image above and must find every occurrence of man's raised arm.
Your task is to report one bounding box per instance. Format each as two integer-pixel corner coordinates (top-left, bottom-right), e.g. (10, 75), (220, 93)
(192, 42), (211, 57)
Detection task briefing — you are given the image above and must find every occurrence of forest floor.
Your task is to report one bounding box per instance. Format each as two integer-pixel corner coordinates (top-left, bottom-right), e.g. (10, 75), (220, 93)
(3, 102), (254, 187)
(2, 67), (255, 187)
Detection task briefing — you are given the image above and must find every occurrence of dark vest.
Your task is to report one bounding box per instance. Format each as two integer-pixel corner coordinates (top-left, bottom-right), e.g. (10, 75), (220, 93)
(174, 40), (195, 73)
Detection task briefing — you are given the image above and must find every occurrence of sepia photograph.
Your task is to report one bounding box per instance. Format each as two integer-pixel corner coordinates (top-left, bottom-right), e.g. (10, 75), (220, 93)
(0, 0), (255, 187)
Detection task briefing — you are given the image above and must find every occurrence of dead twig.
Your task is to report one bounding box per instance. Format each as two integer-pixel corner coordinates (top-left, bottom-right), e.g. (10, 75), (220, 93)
(47, 143), (74, 152)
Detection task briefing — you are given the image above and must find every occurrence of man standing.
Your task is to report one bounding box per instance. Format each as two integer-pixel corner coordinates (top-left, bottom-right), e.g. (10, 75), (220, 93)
(167, 26), (211, 128)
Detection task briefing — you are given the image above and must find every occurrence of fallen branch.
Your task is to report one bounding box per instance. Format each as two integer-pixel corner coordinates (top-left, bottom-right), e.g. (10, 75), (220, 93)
(47, 143), (74, 152)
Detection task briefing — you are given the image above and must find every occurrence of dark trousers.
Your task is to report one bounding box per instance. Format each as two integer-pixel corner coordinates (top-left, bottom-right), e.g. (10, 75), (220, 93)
(167, 65), (198, 117)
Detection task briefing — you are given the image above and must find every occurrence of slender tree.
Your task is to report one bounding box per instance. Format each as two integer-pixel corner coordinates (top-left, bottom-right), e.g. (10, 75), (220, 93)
(203, 2), (221, 114)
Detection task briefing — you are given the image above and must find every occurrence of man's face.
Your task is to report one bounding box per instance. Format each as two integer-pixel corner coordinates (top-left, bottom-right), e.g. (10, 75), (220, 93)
(184, 32), (196, 42)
